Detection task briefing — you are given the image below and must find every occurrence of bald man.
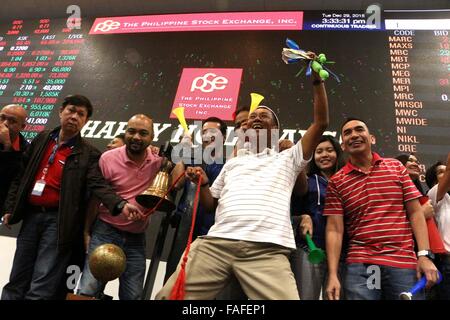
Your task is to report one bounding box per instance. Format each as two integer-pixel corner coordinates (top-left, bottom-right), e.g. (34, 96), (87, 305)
(77, 114), (164, 300)
(0, 104), (28, 210)
(0, 104), (27, 149)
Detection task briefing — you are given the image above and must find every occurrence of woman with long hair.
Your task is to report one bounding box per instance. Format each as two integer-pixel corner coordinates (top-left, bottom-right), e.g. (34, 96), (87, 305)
(290, 135), (344, 299)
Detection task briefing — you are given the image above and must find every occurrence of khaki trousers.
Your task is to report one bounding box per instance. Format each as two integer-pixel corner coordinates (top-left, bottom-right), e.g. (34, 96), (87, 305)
(156, 236), (300, 300)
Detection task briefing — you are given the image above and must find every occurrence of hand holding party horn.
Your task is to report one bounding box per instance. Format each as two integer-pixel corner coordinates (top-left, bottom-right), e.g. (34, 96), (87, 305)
(399, 270), (443, 300)
(305, 232), (326, 264)
(282, 38), (340, 82)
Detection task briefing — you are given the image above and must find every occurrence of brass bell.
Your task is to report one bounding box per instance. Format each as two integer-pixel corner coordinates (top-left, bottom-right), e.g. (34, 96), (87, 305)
(135, 142), (176, 212)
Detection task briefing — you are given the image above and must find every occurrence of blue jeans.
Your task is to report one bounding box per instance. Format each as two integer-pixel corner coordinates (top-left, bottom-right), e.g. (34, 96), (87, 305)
(1, 211), (71, 300)
(290, 247), (346, 300)
(345, 263), (423, 300)
(290, 247), (326, 299)
(77, 219), (146, 300)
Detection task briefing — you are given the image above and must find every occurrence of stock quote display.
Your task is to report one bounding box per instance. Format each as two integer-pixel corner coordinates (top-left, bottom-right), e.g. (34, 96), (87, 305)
(0, 18), (84, 140)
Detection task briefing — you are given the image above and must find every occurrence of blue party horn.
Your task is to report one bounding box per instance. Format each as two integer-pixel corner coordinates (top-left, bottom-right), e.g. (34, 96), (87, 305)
(399, 270), (443, 300)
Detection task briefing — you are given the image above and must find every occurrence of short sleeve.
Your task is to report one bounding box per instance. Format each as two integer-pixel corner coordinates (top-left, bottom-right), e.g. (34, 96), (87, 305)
(322, 178), (344, 216)
(209, 165), (226, 199)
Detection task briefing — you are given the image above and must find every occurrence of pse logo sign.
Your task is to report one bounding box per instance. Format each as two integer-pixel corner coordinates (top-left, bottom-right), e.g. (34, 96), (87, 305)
(172, 68), (242, 121)
(190, 72), (228, 93)
(91, 19), (121, 33)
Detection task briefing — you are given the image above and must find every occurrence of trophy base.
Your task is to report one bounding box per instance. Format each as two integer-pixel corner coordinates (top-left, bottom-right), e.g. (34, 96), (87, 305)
(66, 292), (114, 300)
(66, 293), (97, 300)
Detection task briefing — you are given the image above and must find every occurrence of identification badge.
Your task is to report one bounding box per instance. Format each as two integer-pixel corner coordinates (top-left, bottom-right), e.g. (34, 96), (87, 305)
(31, 180), (46, 196)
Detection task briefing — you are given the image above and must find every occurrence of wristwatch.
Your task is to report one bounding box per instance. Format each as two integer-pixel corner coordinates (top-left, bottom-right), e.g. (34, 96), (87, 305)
(112, 200), (127, 216)
(417, 250), (435, 260)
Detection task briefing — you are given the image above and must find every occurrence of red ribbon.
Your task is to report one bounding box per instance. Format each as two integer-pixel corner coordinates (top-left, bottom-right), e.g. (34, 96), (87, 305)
(169, 174), (203, 300)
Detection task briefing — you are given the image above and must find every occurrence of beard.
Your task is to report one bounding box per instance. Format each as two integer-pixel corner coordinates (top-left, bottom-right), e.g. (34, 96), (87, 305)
(126, 141), (147, 155)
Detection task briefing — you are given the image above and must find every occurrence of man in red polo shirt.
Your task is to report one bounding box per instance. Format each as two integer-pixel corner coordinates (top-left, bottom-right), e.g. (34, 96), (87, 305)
(324, 118), (439, 300)
(1, 95), (142, 300)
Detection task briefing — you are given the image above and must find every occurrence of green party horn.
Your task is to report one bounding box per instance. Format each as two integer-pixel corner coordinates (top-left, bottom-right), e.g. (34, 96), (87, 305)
(305, 232), (326, 264)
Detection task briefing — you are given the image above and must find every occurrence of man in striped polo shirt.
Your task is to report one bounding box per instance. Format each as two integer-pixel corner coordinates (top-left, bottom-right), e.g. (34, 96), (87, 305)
(324, 118), (439, 300)
(157, 57), (329, 300)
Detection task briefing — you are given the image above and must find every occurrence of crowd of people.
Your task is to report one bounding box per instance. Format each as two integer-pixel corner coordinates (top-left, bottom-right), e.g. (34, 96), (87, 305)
(0, 62), (449, 300)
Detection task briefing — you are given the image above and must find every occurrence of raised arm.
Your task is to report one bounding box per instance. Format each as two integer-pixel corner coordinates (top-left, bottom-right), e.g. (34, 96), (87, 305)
(300, 54), (329, 160)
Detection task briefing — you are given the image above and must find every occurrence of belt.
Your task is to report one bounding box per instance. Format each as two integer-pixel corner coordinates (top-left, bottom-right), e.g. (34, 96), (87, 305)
(29, 205), (59, 213)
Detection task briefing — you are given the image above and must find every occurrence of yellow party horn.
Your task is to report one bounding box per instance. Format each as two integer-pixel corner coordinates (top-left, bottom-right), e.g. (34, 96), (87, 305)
(172, 106), (189, 134)
(248, 93), (264, 115)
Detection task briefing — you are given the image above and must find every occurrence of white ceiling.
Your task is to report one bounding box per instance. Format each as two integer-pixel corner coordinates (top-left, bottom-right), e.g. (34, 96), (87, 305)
(1, 0), (449, 20)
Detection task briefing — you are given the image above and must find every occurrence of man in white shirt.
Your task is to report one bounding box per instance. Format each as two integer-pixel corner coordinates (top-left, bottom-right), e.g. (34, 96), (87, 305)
(157, 57), (329, 300)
